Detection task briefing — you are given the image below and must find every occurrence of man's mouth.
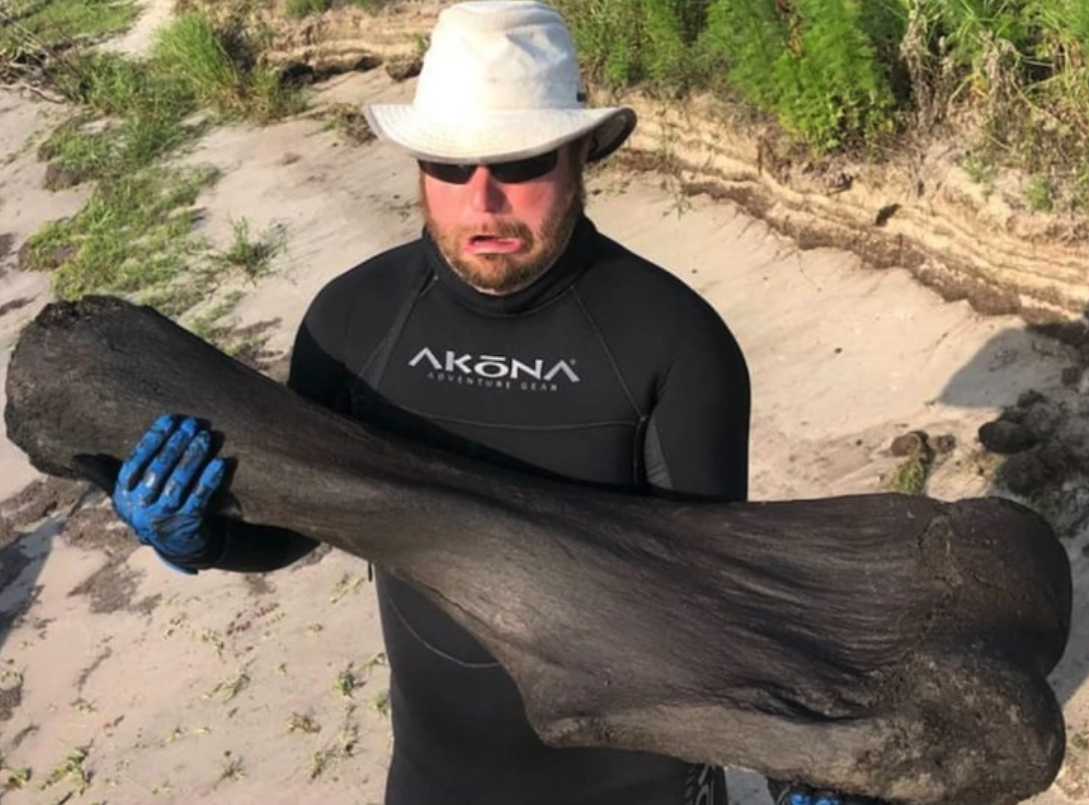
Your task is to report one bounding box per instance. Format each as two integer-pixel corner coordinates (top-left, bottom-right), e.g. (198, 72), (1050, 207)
(465, 234), (525, 254)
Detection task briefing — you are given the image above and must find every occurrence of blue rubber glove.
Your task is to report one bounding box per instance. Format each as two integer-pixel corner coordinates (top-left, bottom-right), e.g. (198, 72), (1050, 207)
(777, 790), (842, 805)
(775, 785), (881, 805)
(113, 414), (227, 574)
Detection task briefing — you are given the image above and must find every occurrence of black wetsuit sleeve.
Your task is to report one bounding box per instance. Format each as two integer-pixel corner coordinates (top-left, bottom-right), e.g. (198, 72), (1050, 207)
(643, 306), (750, 501)
(197, 287), (357, 573)
(185, 516), (320, 572)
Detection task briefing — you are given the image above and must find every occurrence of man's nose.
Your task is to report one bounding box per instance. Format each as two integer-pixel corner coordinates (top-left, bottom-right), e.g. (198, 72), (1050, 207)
(467, 166), (509, 214)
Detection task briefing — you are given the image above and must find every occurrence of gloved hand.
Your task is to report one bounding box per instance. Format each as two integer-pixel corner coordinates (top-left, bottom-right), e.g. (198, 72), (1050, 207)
(112, 414), (227, 574)
(776, 788), (842, 805)
(773, 783), (883, 805)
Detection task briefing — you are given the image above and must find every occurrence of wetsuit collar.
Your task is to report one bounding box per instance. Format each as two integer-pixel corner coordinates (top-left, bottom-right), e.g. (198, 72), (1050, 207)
(424, 215), (597, 316)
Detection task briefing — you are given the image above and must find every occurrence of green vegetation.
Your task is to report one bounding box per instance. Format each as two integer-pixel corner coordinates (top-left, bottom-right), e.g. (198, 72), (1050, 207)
(333, 663), (360, 699)
(286, 712), (322, 734)
(153, 12), (303, 122)
(961, 148), (998, 191)
(40, 745), (91, 794)
(0, 0), (138, 64)
(556, 0), (1089, 209)
(285, 0), (380, 18)
(216, 217), (285, 280)
(21, 165), (217, 300)
(370, 688), (390, 718)
(3, 765), (32, 790)
(1025, 175), (1055, 212)
(887, 458), (928, 496)
(285, 0), (333, 19)
(3, 0), (307, 344)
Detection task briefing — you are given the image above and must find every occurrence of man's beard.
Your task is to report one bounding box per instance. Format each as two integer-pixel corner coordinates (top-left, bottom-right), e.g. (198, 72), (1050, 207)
(422, 175), (586, 295)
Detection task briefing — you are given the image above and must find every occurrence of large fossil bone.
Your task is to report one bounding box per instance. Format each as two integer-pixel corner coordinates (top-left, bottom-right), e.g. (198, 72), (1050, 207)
(4, 296), (1072, 804)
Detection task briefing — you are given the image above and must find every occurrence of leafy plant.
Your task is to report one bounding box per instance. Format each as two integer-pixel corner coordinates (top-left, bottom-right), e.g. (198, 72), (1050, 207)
(700, 0), (898, 151)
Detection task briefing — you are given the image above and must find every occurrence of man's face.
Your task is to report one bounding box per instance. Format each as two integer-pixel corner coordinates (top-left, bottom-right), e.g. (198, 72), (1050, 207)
(420, 141), (586, 295)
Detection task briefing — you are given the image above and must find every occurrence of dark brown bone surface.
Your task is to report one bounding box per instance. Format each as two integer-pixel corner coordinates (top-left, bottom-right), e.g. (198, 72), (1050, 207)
(4, 297), (1073, 804)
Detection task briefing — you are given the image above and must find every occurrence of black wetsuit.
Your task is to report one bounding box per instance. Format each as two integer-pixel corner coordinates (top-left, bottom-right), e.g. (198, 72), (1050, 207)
(209, 216), (750, 805)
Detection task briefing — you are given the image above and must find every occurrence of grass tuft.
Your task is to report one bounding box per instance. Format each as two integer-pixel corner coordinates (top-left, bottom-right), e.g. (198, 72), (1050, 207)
(206, 667), (251, 703)
(152, 12), (244, 110)
(216, 217), (284, 280)
(152, 11), (304, 122)
(287, 712), (322, 734)
(216, 750), (244, 784)
(370, 688), (390, 718)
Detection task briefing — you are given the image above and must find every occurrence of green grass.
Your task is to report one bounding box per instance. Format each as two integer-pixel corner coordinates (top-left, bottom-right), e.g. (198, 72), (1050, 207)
(21, 165), (218, 300)
(0, 0), (138, 56)
(333, 664), (359, 699)
(152, 12), (304, 122)
(16, 8), (300, 324)
(35, 52), (203, 190)
(153, 12), (243, 109)
(38, 113), (201, 189)
(216, 217), (284, 281)
(52, 50), (194, 117)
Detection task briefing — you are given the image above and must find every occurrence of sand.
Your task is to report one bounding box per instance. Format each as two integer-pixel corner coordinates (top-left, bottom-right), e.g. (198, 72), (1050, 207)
(0, 6), (1086, 803)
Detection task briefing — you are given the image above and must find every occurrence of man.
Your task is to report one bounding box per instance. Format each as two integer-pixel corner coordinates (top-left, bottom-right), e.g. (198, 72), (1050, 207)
(110, 3), (858, 804)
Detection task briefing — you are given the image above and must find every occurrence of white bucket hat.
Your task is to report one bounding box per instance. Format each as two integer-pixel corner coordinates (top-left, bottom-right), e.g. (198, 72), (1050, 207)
(363, 1), (637, 164)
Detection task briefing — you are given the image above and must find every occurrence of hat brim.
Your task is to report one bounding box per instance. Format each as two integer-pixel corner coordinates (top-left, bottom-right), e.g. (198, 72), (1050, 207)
(362, 105), (636, 164)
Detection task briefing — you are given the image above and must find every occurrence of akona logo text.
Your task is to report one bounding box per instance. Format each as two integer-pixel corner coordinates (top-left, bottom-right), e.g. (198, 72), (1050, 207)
(408, 348), (580, 383)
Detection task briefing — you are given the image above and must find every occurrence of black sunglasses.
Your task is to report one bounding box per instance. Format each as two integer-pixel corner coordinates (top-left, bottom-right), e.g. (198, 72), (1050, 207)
(418, 149), (559, 185)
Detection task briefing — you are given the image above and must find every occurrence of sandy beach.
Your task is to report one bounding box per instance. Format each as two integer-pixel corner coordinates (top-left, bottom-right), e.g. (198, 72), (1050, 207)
(0, 4), (1086, 803)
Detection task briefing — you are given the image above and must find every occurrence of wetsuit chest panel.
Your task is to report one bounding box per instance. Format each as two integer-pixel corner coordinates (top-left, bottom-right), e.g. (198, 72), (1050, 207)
(371, 286), (645, 486)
